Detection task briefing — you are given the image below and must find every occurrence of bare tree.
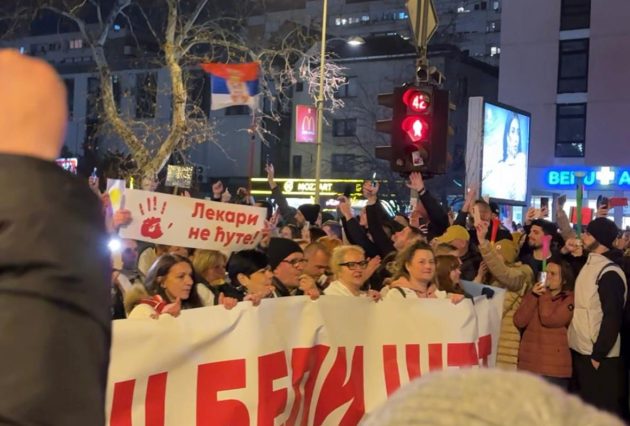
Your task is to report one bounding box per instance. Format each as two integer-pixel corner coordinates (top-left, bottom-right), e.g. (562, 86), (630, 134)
(33, 0), (346, 179)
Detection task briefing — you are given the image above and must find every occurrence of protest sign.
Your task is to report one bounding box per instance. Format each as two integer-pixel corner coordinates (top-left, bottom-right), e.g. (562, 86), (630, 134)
(119, 189), (266, 252)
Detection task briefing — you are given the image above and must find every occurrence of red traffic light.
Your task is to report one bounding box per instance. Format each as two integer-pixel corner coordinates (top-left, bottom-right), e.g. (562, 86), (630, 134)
(402, 89), (430, 113)
(402, 116), (429, 143)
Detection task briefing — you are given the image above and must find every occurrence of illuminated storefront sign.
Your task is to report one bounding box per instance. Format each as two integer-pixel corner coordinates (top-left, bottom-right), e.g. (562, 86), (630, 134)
(545, 166), (630, 188)
(250, 178), (363, 196)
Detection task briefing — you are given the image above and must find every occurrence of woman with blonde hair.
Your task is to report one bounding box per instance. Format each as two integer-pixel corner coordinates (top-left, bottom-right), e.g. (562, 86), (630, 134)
(324, 245), (380, 301)
(192, 249), (243, 305)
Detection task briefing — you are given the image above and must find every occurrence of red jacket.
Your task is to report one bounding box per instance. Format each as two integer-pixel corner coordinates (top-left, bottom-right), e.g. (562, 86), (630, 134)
(513, 290), (574, 378)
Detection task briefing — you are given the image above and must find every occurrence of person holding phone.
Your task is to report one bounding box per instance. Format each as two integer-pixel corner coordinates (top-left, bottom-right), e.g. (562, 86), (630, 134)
(513, 256), (575, 389)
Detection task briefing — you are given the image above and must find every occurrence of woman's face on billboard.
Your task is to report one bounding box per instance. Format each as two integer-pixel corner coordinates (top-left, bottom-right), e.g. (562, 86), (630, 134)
(507, 117), (520, 154)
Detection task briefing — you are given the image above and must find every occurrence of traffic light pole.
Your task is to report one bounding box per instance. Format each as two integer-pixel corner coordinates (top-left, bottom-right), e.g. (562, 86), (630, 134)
(314, 0), (329, 205)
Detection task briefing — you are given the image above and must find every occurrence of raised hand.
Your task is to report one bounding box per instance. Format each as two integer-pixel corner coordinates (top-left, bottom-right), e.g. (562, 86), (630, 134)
(221, 188), (232, 203)
(475, 220), (490, 243)
(406, 172), (425, 193)
(362, 181), (380, 202)
(337, 196), (353, 220)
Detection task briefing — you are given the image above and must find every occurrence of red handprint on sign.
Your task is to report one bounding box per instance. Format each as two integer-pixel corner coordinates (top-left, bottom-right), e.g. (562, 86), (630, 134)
(138, 195), (173, 240)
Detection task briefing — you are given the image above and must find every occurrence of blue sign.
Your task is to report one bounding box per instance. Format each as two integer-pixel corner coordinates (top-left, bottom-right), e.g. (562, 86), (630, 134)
(545, 167), (630, 188)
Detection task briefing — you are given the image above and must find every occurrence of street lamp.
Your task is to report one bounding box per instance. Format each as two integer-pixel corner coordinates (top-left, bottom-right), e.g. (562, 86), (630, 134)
(313, 0), (364, 204)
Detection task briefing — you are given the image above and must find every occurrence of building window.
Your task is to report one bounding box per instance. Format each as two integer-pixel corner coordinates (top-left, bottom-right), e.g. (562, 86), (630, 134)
(560, 0), (591, 31)
(555, 103), (586, 157)
(490, 46), (501, 57)
(69, 39), (83, 49)
(331, 154), (356, 173)
(136, 72), (157, 119)
(480, 1), (487, 10)
(557, 39), (589, 93)
(333, 118), (357, 137)
(225, 105), (250, 116)
(493, 1), (500, 11)
(64, 79), (74, 119)
(295, 82), (304, 93)
(336, 76), (357, 98)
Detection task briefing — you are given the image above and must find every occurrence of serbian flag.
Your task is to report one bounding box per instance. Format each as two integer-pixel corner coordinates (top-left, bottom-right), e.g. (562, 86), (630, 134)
(201, 62), (260, 111)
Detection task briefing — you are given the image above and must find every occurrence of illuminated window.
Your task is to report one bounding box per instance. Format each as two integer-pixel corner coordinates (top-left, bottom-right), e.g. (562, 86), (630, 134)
(69, 39), (83, 49)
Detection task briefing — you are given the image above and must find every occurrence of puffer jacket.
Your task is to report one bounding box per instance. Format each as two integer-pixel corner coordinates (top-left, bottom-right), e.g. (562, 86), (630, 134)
(513, 291), (574, 378)
(480, 241), (535, 369)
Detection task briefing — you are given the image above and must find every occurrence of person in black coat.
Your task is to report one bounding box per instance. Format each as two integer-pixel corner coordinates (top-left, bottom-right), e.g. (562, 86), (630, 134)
(0, 50), (111, 425)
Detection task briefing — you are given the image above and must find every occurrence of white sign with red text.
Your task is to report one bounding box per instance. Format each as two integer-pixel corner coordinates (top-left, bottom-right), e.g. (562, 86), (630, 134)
(106, 295), (503, 425)
(118, 189), (266, 252)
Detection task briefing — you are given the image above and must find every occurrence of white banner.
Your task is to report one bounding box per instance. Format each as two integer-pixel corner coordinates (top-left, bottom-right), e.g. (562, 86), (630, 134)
(119, 189), (266, 252)
(106, 294), (504, 425)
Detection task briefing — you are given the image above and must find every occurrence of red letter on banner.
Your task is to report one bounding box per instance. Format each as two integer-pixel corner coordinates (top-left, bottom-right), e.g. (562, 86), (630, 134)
(477, 334), (492, 366)
(258, 351), (288, 426)
(428, 343), (443, 371)
(146, 372), (168, 426)
(447, 343), (479, 367)
(110, 379), (135, 426)
(197, 359), (249, 425)
(382, 345), (401, 396)
(285, 345), (330, 425)
(406, 344), (421, 380)
(314, 347), (365, 425)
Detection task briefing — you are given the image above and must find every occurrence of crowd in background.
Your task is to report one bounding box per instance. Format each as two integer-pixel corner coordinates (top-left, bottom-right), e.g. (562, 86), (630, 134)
(104, 161), (630, 420)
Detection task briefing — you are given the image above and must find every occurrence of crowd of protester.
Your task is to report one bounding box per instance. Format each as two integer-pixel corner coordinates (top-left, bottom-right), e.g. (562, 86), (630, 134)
(4, 48), (628, 425)
(101, 161), (630, 420)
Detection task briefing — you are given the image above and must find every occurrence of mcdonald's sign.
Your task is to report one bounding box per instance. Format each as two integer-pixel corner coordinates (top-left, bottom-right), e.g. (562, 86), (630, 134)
(295, 104), (317, 144)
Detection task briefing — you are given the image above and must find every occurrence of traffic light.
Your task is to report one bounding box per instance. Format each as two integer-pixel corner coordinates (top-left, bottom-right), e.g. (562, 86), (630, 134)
(375, 83), (449, 176)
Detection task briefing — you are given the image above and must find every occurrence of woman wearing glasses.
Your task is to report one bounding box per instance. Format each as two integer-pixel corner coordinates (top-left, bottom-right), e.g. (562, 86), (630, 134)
(325, 245), (381, 301)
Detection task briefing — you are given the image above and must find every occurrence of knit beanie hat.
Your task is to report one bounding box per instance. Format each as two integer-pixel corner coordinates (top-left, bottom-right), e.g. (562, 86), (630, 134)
(267, 237), (303, 270)
(587, 217), (618, 249)
(298, 203), (321, 225)
(494, 239), (518, 264)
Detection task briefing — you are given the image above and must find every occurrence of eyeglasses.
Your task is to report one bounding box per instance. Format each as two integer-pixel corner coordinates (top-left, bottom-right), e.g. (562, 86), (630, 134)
(282, 258), (307, 267)
(338, 260), (369, 270)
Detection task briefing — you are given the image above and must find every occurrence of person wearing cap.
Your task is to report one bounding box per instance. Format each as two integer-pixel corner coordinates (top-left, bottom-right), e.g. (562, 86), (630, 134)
(476, 221), (535, 369)
(434, 225), (481, 281)
(568, 218), (627, 415)
(267, 237), (318, 297)
(0, 50), (111, 424)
